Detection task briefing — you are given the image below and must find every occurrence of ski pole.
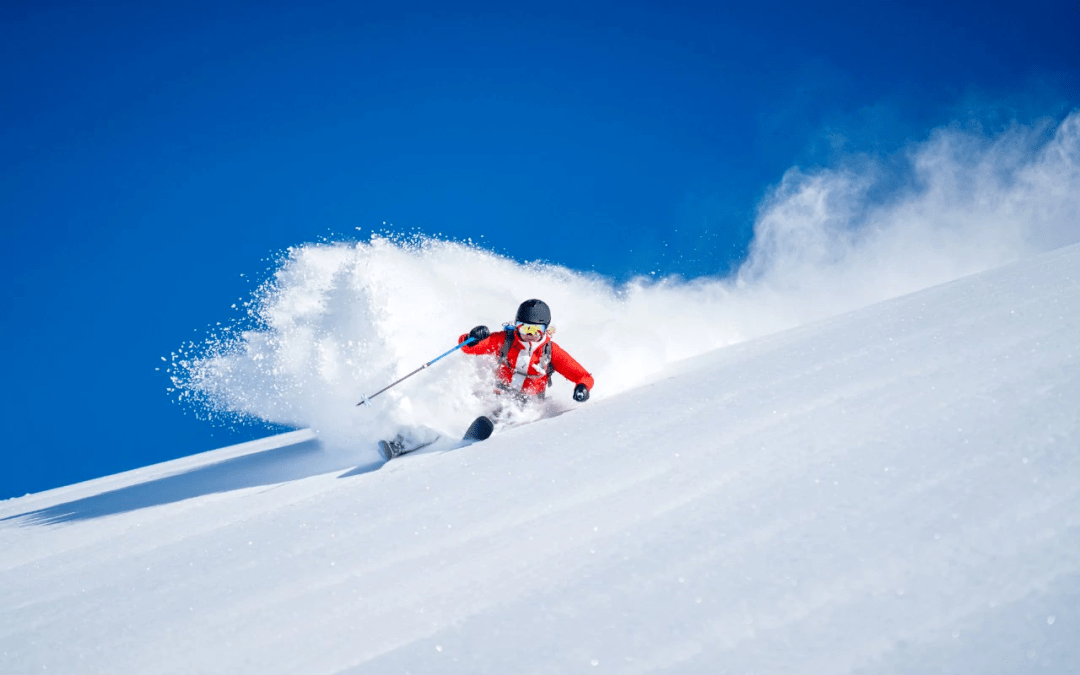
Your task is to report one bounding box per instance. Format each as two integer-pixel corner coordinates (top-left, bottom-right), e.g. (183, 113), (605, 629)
(356, 337), (477, 406)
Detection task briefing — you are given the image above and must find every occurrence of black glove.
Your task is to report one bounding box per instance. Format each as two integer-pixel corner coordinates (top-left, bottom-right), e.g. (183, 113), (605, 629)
(573, 383), (590, 402)
(468, 325), (490, 342)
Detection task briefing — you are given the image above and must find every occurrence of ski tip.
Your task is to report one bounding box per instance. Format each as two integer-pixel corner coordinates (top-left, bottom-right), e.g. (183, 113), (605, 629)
(462, 415), (495, 442)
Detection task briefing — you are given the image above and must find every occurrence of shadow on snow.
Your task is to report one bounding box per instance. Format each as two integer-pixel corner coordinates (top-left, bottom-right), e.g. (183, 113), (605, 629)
(4, 438), (381, 526)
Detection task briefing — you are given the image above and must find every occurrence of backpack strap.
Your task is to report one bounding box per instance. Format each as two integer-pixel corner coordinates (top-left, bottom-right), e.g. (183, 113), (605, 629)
(543, 341), (554, 385)
(497, 327), (515, 368)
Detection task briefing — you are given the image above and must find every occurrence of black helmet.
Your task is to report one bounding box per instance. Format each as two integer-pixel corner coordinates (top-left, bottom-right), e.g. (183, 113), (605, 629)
(516, 299), (551, 325)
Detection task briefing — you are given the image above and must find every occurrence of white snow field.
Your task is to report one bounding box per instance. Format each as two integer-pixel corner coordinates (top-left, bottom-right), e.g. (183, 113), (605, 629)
(2, 242), (1079, 674)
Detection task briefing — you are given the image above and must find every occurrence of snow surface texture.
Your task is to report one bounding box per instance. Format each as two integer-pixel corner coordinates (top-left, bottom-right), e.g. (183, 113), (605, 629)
(2, 242), (1078, 674)
(169, 113), (1080, 456)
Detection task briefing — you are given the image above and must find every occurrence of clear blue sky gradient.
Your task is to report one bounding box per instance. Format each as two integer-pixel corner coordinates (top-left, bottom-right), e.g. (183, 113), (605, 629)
(2, 0), (1078, 498)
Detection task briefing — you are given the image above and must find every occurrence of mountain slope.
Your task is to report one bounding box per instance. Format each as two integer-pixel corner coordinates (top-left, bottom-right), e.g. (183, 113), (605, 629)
(2, 243), (1078, 674)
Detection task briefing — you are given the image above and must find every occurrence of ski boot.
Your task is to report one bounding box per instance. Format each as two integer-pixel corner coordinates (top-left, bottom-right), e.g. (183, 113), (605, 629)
(378, 435), (406, 461)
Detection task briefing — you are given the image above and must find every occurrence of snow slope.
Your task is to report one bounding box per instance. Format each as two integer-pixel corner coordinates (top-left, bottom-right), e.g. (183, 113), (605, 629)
(2, 243), (1079, 674)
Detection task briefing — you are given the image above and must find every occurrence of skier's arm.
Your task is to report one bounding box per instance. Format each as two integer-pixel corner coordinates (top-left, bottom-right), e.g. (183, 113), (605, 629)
(458, 329), (504, 355)
(550, 343), (595, 391)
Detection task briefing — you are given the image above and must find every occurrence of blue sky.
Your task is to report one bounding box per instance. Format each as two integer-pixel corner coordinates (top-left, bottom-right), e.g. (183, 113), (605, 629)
(2, 0), (1078, 498)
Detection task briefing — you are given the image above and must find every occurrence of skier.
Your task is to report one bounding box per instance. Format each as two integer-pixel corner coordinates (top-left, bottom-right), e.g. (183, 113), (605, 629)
(373, 298), (594, 460)
(457, 298), (594, 441)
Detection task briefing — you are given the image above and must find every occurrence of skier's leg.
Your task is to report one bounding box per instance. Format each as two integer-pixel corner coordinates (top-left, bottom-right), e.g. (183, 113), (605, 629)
(462, 388), (534, 442)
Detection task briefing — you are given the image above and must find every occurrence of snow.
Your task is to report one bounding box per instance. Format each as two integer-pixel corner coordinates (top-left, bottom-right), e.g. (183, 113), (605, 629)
(3, 241), (1079, 674)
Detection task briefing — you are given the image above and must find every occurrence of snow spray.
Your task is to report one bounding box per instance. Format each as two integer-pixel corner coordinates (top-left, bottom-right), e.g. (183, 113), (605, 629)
(170, 112), (1080, 453)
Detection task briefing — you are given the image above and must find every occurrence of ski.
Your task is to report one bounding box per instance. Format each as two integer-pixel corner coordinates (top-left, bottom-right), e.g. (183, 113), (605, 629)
(462, 415), (495, 442)
(378, 435), (441, 461)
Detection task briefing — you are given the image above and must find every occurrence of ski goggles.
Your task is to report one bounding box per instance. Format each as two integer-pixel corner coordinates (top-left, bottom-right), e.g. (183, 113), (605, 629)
(515, 322), (547, 339)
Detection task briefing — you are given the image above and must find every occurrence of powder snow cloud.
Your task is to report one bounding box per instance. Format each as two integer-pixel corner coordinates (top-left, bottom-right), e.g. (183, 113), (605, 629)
(172, 111), (1080, 452)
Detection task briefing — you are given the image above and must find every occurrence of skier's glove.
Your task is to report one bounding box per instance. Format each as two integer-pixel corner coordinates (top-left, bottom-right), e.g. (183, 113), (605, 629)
(573, 383), (590, 402)
(468, 325), (490, 342)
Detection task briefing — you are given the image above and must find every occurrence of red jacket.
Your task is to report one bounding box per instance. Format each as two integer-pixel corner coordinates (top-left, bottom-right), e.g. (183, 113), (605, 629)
(458, 329), (594, 397)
